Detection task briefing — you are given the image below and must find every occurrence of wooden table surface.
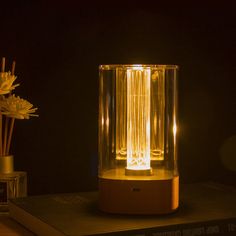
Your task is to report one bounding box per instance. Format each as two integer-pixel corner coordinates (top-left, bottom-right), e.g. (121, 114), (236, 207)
(0, 213), (35, 236)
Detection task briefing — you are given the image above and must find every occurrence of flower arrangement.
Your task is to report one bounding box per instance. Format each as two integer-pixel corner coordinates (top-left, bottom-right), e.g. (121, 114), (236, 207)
(0, 57), (38, 156)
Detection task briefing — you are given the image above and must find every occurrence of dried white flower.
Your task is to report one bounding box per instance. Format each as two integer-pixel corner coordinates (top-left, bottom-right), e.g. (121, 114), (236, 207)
(0, 94), (38, 119)
(0, 72), (19, 94)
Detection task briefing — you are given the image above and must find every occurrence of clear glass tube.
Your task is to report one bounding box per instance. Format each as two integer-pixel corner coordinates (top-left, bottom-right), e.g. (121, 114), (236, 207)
(126, 67), (151, 171)
(99, 64), (178, 180)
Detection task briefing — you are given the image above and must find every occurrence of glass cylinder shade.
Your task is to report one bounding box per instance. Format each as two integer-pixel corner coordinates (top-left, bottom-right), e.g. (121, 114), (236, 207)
(98, 64), (179, 214)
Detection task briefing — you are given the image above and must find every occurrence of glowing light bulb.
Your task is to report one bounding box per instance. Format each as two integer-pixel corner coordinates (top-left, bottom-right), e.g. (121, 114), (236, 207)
(173, 122), (177, 136)
(126, 67), (151, 171)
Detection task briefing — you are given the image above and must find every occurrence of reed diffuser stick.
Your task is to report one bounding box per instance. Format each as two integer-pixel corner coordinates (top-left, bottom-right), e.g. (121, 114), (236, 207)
(11, 61), (16, 75)
(4, 60), (16, 155)
(3, 117), (9, 156)
(0, 57), (6, 156)
(0, 58), (37, 156)
(1, 57), (5, 73)
(3, 61), (16, 155)
(6, 118), (15, 155)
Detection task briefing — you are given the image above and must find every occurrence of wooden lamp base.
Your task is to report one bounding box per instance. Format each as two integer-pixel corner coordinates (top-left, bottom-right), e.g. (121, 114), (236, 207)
(99, 176), (179, 215)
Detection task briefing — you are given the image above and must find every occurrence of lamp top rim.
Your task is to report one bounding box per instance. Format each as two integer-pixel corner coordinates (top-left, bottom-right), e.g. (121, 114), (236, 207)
(99, 64), (179, 70)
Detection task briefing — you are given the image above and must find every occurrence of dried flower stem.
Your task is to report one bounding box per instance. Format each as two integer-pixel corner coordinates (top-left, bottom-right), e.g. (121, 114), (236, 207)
(6, 118), (15, 155)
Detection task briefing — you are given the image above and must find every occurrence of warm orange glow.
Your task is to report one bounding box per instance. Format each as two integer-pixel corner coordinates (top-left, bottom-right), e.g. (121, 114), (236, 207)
(173, 122), (177, 136)
(126, 67), (151, 170)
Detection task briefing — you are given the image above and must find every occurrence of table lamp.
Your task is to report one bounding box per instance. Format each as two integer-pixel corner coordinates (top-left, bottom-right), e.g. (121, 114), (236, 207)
(98, 64), (179, 214)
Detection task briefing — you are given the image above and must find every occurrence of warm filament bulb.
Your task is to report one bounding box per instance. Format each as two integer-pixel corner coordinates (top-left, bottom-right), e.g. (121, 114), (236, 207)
(126, 67), (151, 170)
(173, 122), (177, 136)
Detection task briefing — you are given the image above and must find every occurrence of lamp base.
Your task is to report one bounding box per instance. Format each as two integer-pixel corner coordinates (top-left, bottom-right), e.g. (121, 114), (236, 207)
(99, 176), (179, 214)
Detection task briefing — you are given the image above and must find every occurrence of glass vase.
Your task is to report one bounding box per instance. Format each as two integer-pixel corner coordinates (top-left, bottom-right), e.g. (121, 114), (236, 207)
(0, 155), (27, 212)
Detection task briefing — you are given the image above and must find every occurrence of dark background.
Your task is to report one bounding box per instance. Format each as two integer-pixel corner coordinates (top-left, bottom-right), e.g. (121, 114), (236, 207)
(0, 1), (235, 195)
